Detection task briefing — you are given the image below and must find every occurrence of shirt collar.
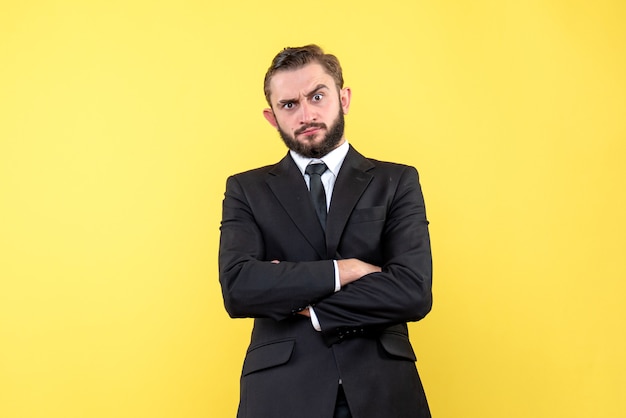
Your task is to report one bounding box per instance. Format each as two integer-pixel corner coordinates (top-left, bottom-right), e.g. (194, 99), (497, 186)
(290, 140), (350, 178)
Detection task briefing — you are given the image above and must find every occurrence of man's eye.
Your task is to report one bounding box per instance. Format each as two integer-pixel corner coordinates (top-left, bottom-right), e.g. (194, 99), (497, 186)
(312, 94), (323, 101)
(283, 103), (295, 109)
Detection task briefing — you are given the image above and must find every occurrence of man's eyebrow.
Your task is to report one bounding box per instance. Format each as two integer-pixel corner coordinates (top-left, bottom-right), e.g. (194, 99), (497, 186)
(305, 84), (330, 98)
(277, 97), (296, 106)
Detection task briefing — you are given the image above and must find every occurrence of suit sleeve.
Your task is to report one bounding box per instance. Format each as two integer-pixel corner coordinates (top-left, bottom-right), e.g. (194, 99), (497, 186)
(219, 175), (336, 321)
(313, 166), (433, 335)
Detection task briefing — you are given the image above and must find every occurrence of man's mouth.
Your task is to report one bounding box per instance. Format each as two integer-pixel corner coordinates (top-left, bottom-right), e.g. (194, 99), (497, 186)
(296, 124), (326, 136)
(300, 128), (320, 136)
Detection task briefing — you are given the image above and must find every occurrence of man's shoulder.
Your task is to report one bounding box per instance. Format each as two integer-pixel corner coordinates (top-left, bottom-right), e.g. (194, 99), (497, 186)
(230, 164), (275, 179)
(347, 146), (416, 173)
(360, 156), (417, 175)
(368, 158), (412, 169)
(227, 155), (291, 184)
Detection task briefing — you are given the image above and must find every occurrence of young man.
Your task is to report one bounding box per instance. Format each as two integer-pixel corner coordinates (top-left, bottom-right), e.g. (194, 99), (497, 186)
(219, 44), (433, 418)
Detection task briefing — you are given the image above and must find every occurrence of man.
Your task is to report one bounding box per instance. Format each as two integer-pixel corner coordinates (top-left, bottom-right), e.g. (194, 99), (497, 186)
(219, 44), (433, 418)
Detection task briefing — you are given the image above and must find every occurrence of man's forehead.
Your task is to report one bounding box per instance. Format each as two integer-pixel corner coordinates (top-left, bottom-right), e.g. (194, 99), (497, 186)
(269, 63), (336, 95)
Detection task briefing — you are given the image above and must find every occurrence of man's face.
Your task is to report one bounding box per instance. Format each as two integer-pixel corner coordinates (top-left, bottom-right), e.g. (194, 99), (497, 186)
(263, 63), (351, 158)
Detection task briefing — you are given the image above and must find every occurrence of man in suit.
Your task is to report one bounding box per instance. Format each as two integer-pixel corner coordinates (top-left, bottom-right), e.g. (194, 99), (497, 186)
(219, 44), (433, 418)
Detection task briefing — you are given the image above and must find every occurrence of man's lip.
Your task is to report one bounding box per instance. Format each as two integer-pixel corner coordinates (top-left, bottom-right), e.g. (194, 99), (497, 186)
(299, 127), (321, 136)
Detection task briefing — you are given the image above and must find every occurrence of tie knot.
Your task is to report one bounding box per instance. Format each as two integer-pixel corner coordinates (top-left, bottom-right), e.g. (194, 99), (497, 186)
(306, 162), (327, 177)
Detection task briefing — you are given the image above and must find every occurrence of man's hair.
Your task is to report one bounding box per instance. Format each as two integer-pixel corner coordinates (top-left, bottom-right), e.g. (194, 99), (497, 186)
(263, 44), (344, 106)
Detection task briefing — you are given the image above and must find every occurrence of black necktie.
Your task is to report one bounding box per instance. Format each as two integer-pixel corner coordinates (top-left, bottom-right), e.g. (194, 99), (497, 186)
(305, 162), (328, 230)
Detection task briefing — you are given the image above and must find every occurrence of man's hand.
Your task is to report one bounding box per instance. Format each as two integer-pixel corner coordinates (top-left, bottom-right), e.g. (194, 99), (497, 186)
(337, 258), (381, 287)
(297, 307), (311, 317)
(271, 257), (380, 296)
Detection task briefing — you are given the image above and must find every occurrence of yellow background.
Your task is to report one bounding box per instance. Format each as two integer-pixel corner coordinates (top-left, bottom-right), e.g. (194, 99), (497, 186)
(1, 1), (625, 417)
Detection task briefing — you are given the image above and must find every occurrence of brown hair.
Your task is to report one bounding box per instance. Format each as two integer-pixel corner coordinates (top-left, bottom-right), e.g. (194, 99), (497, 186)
(263, 44), (344, 105)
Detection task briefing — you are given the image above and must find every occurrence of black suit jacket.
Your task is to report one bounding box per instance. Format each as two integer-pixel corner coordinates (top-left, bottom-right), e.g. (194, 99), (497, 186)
(219, 146), (432, 418)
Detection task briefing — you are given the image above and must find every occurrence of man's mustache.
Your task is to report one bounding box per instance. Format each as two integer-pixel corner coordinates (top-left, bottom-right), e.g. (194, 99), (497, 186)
(294, 123), (327, 135)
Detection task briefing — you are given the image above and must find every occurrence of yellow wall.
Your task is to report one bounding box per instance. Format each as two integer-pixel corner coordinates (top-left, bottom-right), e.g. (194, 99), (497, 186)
(1, 1), (624, 417)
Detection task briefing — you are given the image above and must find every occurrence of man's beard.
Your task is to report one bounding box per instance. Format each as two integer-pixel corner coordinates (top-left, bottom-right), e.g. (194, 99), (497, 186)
(277, 109), (345, 159)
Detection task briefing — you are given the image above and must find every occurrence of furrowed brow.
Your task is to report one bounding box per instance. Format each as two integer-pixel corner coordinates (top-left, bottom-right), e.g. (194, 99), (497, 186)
(305, 84), (330, 98)
(277, 98), (297, 107)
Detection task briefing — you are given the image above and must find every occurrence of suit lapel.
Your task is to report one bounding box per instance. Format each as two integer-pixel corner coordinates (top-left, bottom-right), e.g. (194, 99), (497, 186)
(326, 146), (374, 258)
(266, 154), (327, 259)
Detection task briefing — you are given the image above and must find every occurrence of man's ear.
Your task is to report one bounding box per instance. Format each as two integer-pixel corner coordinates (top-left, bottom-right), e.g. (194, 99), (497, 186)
(340, 87), (352, 115)
(263, 108), (278, 129)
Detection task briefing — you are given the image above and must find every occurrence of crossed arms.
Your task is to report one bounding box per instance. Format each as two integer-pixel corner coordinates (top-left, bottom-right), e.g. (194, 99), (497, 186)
(219, 165), (432, 333)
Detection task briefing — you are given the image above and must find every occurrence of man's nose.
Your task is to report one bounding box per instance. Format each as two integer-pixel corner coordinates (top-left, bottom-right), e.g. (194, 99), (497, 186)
(299, 102), (316, 123)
